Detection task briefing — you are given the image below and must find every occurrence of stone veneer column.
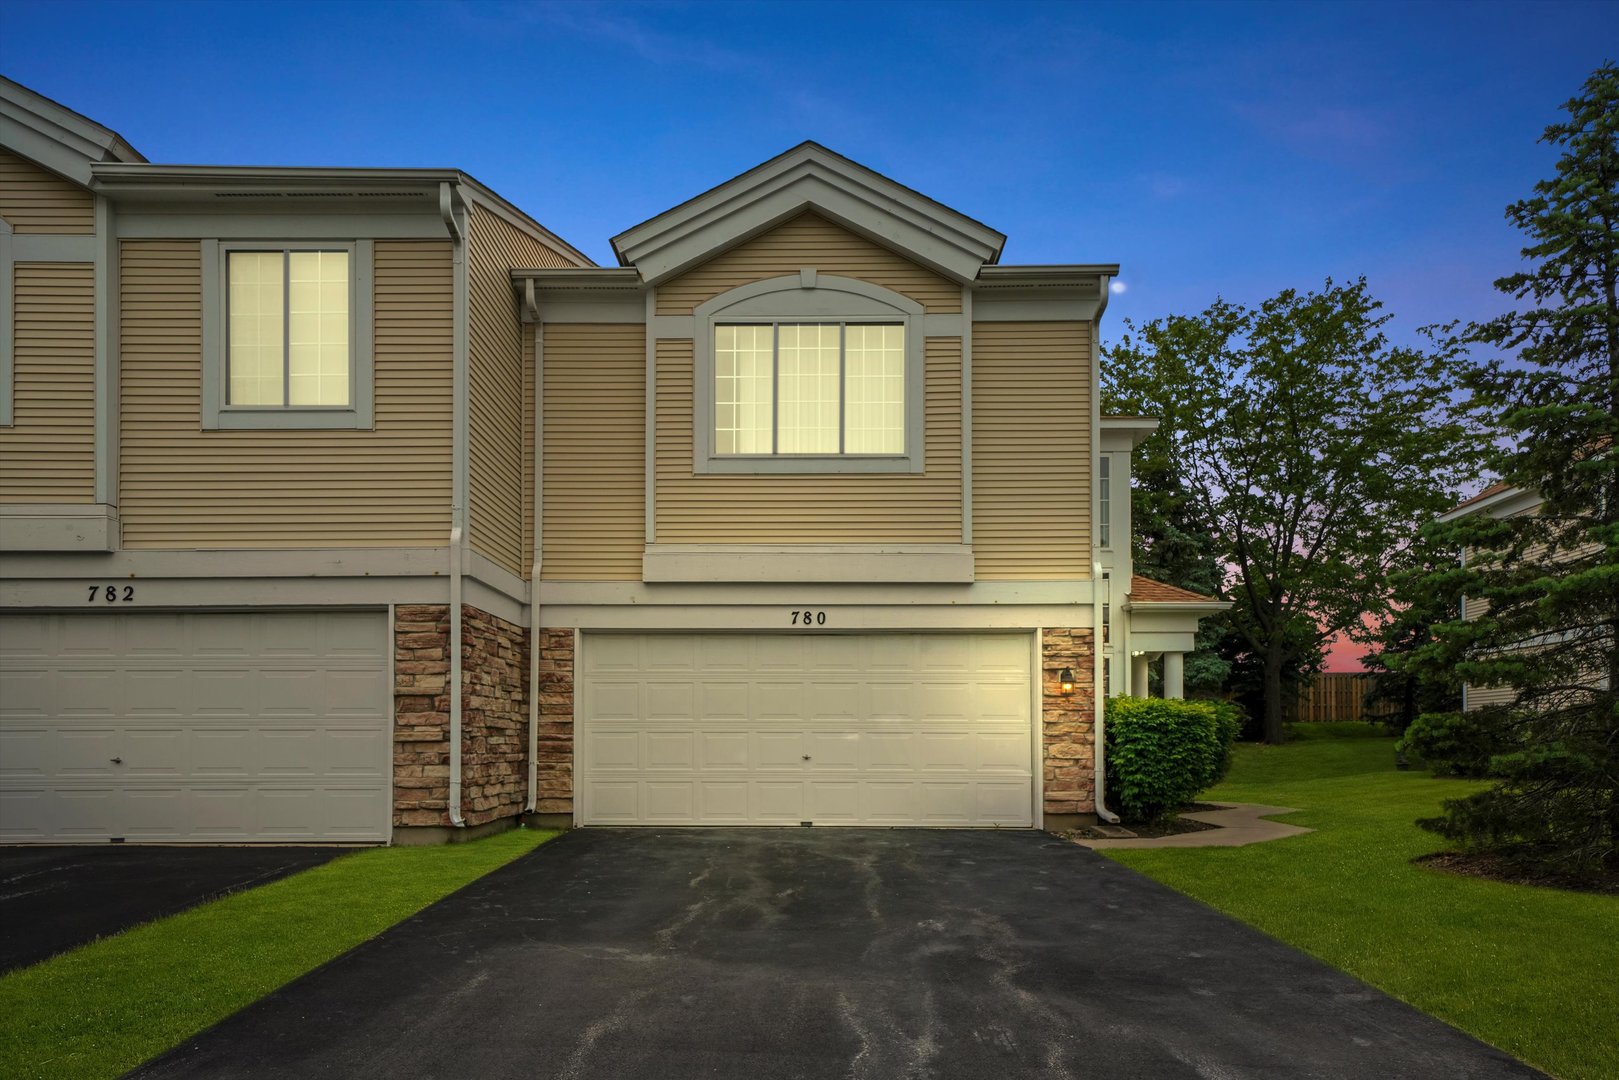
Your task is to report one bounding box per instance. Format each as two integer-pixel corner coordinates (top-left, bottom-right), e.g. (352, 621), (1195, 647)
(1041, 627), (1096, 828)
(533, 628), (575, 825)
(393, 604), (452, 828)
(459, 606), (531, 827)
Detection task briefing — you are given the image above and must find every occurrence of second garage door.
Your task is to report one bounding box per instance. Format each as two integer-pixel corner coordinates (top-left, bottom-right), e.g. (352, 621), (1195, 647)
(0, 610), (392, 843)
(577, 632), (1035, 827)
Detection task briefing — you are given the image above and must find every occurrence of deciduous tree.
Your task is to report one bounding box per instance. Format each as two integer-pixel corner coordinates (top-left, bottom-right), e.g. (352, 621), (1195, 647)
(1105, 281), (1476, 742)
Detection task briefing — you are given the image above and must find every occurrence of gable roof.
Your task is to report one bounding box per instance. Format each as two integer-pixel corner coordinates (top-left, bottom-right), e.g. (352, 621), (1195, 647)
(611, 142), (1006, 286)
(0, 76), (144, 186)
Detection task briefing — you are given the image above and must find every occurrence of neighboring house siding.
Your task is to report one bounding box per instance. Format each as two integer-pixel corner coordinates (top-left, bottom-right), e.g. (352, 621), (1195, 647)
(655, 212), (962, 315)
(0, 151), (94, 233)
(972, 321), (1091, 579)
(119, 239), (454, 547)
(0, 263), (96, 502)
(541, 323), (645, 580)
(467, 205), (573, 578)
(652, 336), (963, 544)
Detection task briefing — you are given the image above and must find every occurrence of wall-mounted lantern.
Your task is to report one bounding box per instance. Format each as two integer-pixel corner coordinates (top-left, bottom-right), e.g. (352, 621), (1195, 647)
(1058, 667), (1075, 694)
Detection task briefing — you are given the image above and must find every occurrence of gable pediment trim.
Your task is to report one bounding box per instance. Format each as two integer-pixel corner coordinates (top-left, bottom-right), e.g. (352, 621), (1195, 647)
(612, 144), (1005, 286)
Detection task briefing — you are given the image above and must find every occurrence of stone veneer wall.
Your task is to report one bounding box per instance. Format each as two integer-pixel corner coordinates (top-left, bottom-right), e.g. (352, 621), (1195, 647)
(392, 604), (531, 830)
(534, 628), (575, 818)
(1041, 627), (1096, 820)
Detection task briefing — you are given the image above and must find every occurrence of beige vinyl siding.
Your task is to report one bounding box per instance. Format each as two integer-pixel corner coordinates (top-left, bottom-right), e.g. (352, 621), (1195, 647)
(119, 239), (454, 547)
(0, 151), (94, 234)
(466, 204), (573, 577)
(542, 324), (645, 579)
(972, 321), (1091, 579)
(0, 263), (96, 501)
(656, 212), (961, 315)
(653, 337), (962, 543)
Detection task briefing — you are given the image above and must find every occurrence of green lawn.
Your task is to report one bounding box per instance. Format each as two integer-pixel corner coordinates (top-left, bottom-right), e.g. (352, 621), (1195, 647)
(1107, 723), (1618, 1080)
(0, 826), (557, 1080)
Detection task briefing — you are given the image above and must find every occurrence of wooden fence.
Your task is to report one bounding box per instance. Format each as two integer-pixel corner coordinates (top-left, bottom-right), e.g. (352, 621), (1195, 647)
(1296, 673), (1376, 722)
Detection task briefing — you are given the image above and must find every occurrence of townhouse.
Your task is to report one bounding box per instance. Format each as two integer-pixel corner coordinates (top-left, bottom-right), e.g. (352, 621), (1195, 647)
(0, 76), (1222, 844)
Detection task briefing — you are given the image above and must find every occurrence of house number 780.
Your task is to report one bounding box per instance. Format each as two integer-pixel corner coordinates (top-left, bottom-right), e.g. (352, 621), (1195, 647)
(790, 610), (827, 626)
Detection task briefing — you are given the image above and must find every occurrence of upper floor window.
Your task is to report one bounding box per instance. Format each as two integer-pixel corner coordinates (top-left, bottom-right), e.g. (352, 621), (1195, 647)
(694, 273), (925, 475)
(201, 239), (374, 430)
(228, 249), (350, 407)
(715, 322), (904, 457)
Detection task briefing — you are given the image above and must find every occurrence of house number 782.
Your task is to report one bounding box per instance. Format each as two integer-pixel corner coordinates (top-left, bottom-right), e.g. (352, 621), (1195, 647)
(790, 610), (827, 626)
(88, 585), (135, 603)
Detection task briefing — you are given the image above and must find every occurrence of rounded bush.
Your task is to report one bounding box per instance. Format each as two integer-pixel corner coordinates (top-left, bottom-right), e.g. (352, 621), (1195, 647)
(1104, 697), (1242, 823)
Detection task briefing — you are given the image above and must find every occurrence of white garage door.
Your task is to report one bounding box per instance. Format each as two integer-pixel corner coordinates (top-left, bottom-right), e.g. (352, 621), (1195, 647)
(0, 610), (392, 843)
(578, 632), (1035, 827)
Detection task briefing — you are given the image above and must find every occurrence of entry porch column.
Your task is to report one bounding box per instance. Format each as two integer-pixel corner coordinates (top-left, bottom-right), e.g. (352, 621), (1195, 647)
(1163, 651), (1185, 699)
(1130, 652), (1151, 697)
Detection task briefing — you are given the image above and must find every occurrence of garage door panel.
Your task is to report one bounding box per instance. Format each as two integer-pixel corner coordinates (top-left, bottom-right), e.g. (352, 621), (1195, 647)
(807, 730), (860, 769)
(644, 781), (695, 820)
(645, 731), (695, 769)
(699, 681), (750, 719)
(753, 781), (805, 820)
(808, 781), (860, 821)
(699, 731), (750, 769)
(918, 732), (972, 771)
(590, 781), (640, 822)
(753, 730), (806, 769)
(579, 632), (1034, 827)
(700, 782), (749, 821)
(590, 731), (641, 769)
(0, 611), (390, 843)
(591, 681), (641, 721)
(753, 680), (804, 720)
(645, 681), (696, 721)
(805, 681), (861, 719)
(861, 732), (914, 771)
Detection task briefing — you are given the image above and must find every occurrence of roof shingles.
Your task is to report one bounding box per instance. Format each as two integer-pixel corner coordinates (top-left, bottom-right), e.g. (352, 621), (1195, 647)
(1130, 575), (1219, 604)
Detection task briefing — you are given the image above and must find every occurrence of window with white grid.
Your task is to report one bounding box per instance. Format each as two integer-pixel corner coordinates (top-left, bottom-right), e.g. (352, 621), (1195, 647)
(713, 322), (906, 457)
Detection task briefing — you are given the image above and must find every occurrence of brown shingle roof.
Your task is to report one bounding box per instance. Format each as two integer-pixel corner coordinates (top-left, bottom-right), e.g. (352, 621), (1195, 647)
(1130, 575), (1219, 604)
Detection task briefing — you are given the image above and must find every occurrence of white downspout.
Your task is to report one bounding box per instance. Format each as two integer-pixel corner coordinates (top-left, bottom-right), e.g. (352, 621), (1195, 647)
(526, 313), (543, 815)
(1093, 272), (1119, 824)
(443, 182), (468, 830)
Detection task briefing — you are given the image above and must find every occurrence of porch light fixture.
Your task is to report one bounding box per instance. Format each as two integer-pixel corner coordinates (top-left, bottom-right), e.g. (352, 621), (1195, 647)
(1059, 668), (1075, 694)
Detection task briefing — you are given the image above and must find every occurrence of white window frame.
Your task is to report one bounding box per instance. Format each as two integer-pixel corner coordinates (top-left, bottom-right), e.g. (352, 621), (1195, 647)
(693, 272), (924, 475)
(201, 239), (374, 430)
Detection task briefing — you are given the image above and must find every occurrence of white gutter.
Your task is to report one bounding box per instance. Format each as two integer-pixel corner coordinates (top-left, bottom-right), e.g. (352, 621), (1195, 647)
(1093, 272), (1120, 824)
(443, 182), (467, 829)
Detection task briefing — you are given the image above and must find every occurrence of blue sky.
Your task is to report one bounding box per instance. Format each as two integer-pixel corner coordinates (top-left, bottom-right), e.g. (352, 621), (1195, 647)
(4, 0), (1614, 344)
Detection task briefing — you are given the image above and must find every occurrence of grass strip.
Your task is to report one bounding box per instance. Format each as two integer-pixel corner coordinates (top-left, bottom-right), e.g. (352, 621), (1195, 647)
(1107, 724), (1618, 1080)
(0, 826), (556, 1080)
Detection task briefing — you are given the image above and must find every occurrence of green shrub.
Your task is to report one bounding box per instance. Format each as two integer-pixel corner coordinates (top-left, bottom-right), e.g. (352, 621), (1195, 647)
(1104, 697), (1242, 822)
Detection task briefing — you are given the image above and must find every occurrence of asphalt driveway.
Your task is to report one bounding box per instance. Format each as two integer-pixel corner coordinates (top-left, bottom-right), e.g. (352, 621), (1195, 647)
(137, 829), (1540, 1080)
(0, 845), (347, 973)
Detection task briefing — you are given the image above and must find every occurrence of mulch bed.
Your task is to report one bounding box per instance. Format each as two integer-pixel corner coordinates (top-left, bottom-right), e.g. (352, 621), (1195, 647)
(1062, 815), (1222, 841)
(1414, 851), (1619, 896)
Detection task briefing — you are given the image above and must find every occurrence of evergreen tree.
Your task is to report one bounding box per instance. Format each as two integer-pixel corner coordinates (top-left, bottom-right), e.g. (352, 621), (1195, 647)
(1404, 63), (1619, 874)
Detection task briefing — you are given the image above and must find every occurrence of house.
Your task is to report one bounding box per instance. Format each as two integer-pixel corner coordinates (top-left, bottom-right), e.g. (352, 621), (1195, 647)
(0, 76), (1223, 843)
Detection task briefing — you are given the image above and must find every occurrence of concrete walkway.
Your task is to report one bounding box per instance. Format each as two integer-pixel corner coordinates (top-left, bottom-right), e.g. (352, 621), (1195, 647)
(1074, 802), (1313, 850)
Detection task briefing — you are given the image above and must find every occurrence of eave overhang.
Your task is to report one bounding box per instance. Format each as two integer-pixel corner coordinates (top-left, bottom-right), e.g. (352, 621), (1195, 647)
(1100, 415), (1160, 450)
(1, 75), (145, 187)
(510, 266), (642, 323)
(1436, 484), (1541, 523)
(611, 142), (1006, 286)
